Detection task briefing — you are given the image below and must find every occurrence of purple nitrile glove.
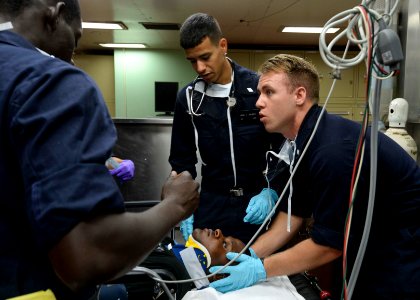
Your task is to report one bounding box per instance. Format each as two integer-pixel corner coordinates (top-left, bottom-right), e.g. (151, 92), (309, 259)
(110, 160), (135, 181)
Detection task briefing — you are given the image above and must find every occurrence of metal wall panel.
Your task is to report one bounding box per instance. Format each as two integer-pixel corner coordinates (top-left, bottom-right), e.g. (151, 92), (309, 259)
(398, 0), (420, 164)
(398, 0), (420, 122)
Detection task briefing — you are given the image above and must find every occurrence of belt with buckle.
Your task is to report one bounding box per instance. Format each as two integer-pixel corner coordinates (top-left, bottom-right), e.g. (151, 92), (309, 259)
(229, 188), (244, 196)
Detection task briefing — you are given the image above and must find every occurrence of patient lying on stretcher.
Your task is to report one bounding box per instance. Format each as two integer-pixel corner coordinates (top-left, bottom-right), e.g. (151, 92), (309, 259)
(172, 228), (305, 300)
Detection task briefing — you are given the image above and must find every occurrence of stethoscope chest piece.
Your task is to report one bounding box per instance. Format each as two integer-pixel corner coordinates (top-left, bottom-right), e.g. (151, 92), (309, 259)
(226, 96), (236, 107)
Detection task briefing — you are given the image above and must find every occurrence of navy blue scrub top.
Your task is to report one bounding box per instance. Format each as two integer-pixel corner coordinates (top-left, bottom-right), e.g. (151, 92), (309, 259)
(169, 60), (284, 243)
(0, 30), (125, 299)
(278, 105), (420, 298)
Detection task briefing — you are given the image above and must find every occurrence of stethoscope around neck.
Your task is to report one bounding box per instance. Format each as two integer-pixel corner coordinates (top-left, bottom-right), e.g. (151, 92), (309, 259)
(186, 61), (240, 187)
(188, 70), (236, 117)
(188, 76), (208, 117)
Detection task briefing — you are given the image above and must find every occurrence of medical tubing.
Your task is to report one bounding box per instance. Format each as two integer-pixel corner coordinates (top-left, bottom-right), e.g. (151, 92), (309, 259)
(319, 9), (363, 70)
(318, 5), (399, 297)
(286, 142), (296, 232)
(227, 69), (238, 187)
(186, 85), (207, 167)
(319, 0), (399, 72)
(347, 78), (380, 300)
(263, 162), (274, 229)
(342, 102), (368, 298)
(131, 267), (175, 300)
(342, 141), (366, 298)
(227, 106), (237, 187)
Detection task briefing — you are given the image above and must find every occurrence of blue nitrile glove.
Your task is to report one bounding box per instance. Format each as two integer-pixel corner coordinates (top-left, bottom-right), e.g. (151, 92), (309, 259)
(180, 215), (194, 241)
(209, 252), (266, 293)
(110, 160), (135, 181)
(249, 247), (259, 259)
(244, 188), (278, 224)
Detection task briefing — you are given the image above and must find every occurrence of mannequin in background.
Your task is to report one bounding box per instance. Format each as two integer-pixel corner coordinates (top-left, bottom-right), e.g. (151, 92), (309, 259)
(385, 97), (418, 161)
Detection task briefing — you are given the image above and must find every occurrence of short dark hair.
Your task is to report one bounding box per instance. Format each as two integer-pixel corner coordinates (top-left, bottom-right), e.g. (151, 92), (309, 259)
(179, 12), (223, 49)
(0, 0), (30, 17)
(60, 0), (81, 24)
(0, 0), (80, 24)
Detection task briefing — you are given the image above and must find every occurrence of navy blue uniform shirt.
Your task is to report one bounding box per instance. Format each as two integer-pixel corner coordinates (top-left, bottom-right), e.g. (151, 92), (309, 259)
(279, 105), (420, 299)
(0, 30), (125, 299)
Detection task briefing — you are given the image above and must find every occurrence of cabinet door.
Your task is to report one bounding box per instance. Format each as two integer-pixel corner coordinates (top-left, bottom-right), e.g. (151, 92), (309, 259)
(305, 52), (355, 99)
(228, 51), (252, 70)
(74, 54), (116, 116)
(320, 100), (354, 120)
(353, 100), (373, 122)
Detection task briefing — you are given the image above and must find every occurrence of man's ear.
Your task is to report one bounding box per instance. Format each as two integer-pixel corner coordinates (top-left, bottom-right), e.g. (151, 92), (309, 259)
(219, 38), (228, 54)
(45, 1), (66, 32)
(295, 86), (307, 106)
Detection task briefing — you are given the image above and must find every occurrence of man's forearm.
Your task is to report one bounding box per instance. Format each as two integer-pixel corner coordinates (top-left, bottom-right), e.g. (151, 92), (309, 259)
(252, 211), (303, 257)
(49, 200), (189, 292)
(264, 238), (342, 277)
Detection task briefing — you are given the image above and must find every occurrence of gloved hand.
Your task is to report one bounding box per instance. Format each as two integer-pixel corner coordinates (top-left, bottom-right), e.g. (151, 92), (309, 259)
(180, 214), (194, 241)
(209, 252), (266, 293)
(244, 188), (278, 224)
(249, 247), (259, 259)
(110, 160), (135, 181)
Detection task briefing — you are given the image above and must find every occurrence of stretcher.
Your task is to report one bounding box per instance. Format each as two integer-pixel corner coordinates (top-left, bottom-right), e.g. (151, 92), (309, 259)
(100, 201), (330, 300)
(102, 201), (192, 299)
(104, 267), (327, 300)
(103, 236), (193, 299)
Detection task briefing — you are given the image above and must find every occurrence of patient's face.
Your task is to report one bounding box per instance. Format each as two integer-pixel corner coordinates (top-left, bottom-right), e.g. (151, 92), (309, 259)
(192, 228), (245, 266)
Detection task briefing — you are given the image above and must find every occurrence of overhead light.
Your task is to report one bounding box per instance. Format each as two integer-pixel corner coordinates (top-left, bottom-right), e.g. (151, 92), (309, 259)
(282, 27), (340, 33)
(99, 43), (147, 49)
(82, 22), (127, 30)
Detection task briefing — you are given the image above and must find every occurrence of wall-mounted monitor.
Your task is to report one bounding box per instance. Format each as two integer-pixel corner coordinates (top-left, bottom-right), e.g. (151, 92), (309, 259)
(154, 81), (178, 116)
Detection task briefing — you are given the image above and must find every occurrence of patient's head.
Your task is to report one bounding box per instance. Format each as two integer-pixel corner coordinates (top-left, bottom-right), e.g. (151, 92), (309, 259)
(192, 228), (245, 266)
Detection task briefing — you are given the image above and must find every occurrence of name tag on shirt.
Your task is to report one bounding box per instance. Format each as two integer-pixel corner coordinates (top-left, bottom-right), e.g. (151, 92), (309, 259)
(239, 109), (259, 122)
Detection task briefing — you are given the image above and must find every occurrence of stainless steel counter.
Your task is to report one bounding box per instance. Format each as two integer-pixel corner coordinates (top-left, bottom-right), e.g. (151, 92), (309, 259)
(112, 118), (174, 201)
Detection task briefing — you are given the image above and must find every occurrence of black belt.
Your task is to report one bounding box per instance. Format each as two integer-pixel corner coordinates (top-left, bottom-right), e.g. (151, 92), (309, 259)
(202, 183), (259, 196)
